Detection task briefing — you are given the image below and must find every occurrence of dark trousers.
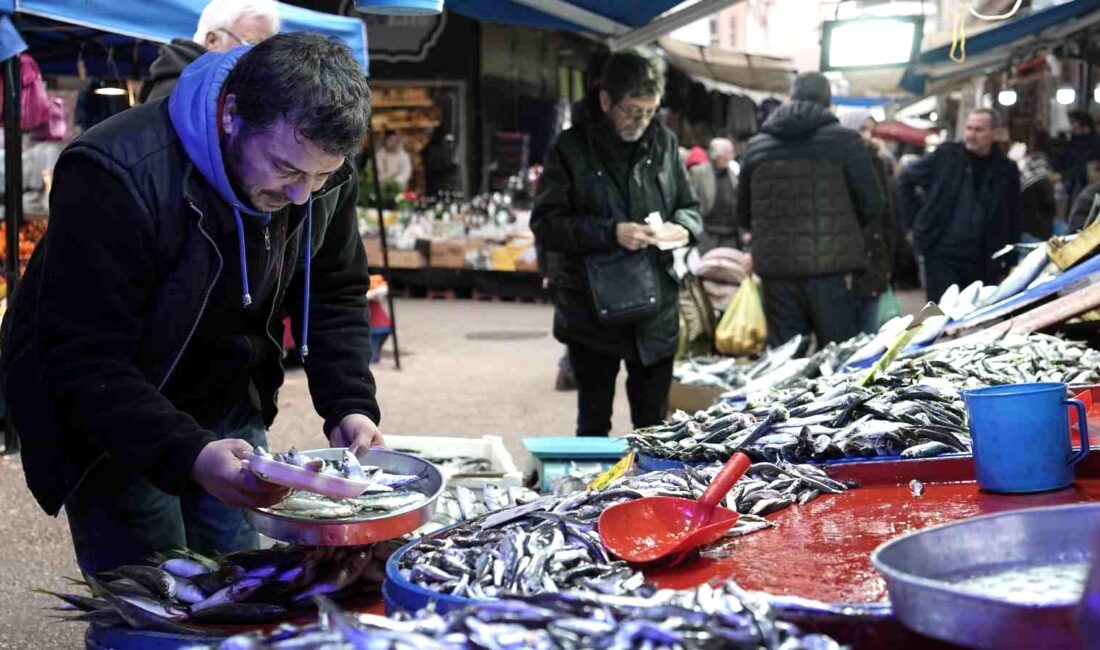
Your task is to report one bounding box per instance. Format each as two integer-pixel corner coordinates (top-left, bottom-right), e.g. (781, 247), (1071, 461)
(64, 402), (267, 575)
(922, 254), (986, 303)
(762, 275), (858, 349)
(567, 344), (674, 437)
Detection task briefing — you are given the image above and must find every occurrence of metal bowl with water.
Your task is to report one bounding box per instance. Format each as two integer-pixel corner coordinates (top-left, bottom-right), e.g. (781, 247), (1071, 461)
(246, 448), (444, 546)
(872, 503), (1099, 650)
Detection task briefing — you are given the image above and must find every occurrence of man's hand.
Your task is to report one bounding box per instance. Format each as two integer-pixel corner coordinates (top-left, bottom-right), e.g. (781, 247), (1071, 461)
(191, 439), (289, 509)
(616, 223), (658, 251)
(654, 223), (690, 248)
(328, 414), (385, 453)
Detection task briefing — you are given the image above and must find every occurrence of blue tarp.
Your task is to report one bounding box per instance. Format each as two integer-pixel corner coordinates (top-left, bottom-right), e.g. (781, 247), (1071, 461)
(901, 0), (1100, 94)
(444, 0), (684, 34)
(0, 0), (369, 75)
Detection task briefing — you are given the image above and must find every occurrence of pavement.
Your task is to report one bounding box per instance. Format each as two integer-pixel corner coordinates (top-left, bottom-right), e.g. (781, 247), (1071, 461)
(0, 291), (926, 647)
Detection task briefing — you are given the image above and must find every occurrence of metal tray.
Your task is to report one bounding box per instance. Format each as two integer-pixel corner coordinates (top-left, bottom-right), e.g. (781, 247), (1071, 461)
(872, 503), (1099, 650)
(246, 448), (444, 546)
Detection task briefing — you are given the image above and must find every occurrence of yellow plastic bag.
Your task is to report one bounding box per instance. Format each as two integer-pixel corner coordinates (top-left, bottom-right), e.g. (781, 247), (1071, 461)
(714, 275), (766, 357)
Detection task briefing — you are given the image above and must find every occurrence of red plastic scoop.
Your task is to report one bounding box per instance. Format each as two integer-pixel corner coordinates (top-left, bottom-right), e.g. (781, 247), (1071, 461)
(598, 452), (752, 564)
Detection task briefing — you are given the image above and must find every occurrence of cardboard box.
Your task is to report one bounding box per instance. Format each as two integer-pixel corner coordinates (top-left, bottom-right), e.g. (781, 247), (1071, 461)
(429, 238), (485, 269)
(429, 239), (467, 269)
(668, 380), (725, 413)
(362, 237), (425, 269)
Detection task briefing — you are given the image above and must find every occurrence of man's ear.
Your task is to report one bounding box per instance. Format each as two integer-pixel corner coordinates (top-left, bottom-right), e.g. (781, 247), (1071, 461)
(204, 31), (219, 51)
(222, 94), (240, 137)
(599, 90), (612, 115)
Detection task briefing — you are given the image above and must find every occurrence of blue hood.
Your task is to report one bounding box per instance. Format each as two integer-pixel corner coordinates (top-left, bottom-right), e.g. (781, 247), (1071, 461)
(167, 47), (315, 357)
(168, 46), (270, 225)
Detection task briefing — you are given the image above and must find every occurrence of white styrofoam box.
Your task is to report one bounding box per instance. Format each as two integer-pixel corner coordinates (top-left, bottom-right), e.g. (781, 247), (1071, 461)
(384, 435), (523, 488)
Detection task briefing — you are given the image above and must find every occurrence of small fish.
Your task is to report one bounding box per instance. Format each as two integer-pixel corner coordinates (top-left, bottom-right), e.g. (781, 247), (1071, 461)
(188, 602), (287, 624)
(116, 565), (177, 600)
(159, 558), (209, 579)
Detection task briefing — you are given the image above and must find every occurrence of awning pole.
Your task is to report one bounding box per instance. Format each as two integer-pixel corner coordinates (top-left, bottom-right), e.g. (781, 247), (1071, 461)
(3, 52), (21, 455)
(365, 124), (401, 370)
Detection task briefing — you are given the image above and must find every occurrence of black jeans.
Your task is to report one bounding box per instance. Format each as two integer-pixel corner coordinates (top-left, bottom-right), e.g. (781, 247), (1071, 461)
(762, 275), (858, 349)
(64, 402), (267, 575)
(922, 254), (986, 303)
(567, 344), (674, 437)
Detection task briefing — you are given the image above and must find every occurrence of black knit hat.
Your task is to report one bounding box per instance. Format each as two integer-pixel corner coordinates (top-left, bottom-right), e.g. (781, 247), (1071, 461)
(790, 72), (831, 107)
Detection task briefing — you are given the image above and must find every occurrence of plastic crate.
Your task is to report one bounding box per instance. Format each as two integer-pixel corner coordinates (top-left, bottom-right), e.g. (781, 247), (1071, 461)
(385, 434), (522, 488)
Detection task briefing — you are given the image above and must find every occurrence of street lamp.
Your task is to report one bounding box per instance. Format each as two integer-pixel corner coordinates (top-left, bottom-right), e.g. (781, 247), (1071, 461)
(1057, 86), (1077, 105)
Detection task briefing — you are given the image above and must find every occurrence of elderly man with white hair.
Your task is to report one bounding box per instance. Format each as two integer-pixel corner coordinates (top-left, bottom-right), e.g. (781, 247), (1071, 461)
(140, 0), (280, 102)
(688, 137), (741, 252)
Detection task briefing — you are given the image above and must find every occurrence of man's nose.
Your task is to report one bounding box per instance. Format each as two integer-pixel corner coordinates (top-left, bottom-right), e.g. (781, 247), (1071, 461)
(285, 182), (310, 205)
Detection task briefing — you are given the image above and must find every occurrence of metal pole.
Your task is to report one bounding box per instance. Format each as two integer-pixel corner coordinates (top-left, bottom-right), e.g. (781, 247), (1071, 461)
(3, 53), (22, 455)
(365, 124), (401, 370)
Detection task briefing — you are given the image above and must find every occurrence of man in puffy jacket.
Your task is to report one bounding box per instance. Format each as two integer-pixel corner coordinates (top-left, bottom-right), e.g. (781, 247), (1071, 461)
(2, 33), (381, 573)
(737, 72), (883, 347)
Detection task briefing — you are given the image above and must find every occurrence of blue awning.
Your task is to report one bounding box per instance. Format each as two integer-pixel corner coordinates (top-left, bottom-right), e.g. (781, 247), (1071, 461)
(0, 0), (369, 75)
(444, 0), (685, 33)
(902, 0), (1100, 94)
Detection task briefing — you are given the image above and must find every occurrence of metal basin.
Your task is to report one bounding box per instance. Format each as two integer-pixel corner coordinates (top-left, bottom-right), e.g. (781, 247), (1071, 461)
(246, 448), (444, 546)
(872, 503), (1100, 650)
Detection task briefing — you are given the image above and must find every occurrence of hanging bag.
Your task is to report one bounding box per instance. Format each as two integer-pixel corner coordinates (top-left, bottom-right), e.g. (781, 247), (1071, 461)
(0, 53), (51, 132)
(584, 247), (659, 325)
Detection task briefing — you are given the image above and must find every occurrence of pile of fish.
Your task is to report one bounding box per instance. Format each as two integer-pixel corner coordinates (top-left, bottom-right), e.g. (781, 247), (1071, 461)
(627, 380), (971, 463)
(425, 484), (541, 533)
(196, 585), (842, 650)
(266, 489), (429, 520)
(254, 446), (421, 490)
(891, 331), (1100, 388)
(635, 331), (1100, 463)
(675, 333), (871, 394)
(398, 462), (847, 599)
(38, 543), (401, 633)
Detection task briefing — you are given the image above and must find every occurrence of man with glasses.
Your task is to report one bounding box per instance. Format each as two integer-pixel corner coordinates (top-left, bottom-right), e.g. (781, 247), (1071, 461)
(141, 0), (279, 103)
(532, 51), (701, 438)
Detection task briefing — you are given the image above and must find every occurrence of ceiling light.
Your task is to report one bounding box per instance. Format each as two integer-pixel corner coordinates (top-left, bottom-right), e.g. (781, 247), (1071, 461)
(1057, 87), (1077, 105)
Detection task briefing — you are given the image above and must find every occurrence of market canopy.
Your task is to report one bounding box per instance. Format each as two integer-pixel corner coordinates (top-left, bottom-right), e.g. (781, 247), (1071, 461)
(0, 0), (369, 76)
(901, 0), (1100, 94)
(443, 0), (686, 35)
(657, 37), (794, 95)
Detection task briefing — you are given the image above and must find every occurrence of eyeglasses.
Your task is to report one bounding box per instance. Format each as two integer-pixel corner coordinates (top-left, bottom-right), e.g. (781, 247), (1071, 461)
(613, 102), (658, 123)
(217, 28), (262, 46)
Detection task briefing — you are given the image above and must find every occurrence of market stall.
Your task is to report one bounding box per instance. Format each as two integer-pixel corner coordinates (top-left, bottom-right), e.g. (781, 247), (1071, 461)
(20, 3), (1100, 649)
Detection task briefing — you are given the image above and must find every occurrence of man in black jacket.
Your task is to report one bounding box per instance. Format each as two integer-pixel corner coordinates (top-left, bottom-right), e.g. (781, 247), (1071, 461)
(898, 109), (1022, 302)
(738, 72), (883, 348)
(532, 52), (702, 437)
(140, 0), (279, 103)
(1, 33), (381, 573)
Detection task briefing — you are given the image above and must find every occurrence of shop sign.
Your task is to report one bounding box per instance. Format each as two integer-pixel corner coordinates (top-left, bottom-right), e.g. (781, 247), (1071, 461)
(340, 1), (448, 63)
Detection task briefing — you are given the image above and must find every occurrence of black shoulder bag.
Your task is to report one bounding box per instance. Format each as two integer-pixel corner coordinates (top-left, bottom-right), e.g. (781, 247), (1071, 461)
(584, 247), (659, 325)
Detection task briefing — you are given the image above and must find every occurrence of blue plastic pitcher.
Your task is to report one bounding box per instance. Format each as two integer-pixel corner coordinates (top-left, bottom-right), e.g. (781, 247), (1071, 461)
(961, 382), (1090, 493)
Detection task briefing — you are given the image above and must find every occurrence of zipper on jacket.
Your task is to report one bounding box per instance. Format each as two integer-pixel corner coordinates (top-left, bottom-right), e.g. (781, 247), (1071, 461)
(157, 201), (224, 391)
(264, 226), (270, 251)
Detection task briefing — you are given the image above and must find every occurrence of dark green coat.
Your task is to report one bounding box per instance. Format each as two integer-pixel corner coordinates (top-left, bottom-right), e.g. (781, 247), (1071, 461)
(531, 116), (702, 366)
